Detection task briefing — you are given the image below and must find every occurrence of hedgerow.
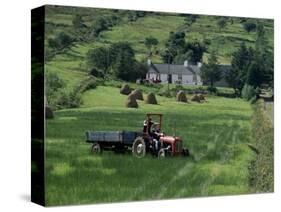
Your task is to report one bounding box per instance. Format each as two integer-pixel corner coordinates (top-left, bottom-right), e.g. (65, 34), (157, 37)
(249, 99), (274, 192)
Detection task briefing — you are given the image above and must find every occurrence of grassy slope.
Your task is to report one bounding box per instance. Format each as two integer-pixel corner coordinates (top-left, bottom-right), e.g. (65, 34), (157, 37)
(46, 86), (254, 205)
(45, 8), (274, 92)
(101, 15), (185, 63)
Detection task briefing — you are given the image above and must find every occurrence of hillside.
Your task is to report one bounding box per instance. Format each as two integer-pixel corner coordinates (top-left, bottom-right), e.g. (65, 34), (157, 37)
(45, 5), (274, 92)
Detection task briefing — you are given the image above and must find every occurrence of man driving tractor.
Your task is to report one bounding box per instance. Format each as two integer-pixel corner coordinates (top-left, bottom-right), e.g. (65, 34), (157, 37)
(143, 117), (162, 153)
(143, 117), (154, 136)
(151, 123), (162, 152)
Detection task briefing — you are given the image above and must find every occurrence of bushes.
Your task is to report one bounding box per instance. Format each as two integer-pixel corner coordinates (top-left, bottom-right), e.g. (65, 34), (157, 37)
(55, 90), (82, 109)
(158, 87), (173, 97)
(76, 76), (103, 93)
(55, 76), (103, 109)
(249, 99), (274, 192)
(207, 86), (217, 94)
(241, 84), (257, 101)
(46, 72), (65, 104)
(89, 67), (104, 78)
(46, 73), (102, 110)
(217, 92), (236, 98)
(48, 32), (74, 50)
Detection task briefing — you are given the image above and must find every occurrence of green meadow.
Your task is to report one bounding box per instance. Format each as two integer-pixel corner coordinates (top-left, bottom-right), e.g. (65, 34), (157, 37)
(45, 86), (254, 205)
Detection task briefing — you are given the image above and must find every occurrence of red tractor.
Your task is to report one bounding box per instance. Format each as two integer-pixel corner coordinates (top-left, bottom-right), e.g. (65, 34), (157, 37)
(132, 113), (189, 158)
(86, 113), (189, 158)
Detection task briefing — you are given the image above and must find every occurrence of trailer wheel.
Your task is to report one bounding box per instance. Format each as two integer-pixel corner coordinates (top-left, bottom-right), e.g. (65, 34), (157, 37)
(132, 137), (146, 158)
(158, 149), (166, 158)
(91, 143), (102, 154)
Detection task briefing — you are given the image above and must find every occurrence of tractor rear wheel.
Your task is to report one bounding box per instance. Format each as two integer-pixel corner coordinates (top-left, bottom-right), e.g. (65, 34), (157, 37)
(132, 137), (146, 158)
(91, 143), (102, 154)
(158, 149), (166, 158)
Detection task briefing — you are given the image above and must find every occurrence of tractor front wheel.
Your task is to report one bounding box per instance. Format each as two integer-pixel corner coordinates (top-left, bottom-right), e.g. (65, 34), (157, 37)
(91, 143), (102, 154)
(132, 137), (146, 158)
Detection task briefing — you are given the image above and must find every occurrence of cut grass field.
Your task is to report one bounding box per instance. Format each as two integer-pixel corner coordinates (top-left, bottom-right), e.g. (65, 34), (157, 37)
(45, 86), (254, 206)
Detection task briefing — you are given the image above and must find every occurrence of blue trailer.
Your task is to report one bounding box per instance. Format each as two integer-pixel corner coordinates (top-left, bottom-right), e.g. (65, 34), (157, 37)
(86, 131), (143, 154)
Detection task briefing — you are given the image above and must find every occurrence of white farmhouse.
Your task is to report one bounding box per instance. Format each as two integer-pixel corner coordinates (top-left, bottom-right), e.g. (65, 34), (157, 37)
(146, 59), (203, 85)
(146, 59), (231, 87)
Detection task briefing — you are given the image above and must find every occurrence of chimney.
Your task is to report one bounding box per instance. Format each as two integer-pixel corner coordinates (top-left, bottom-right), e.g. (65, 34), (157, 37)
(184, 60), (188, 67)
(197, 62), (202, 68)
(147, 59), (151, 66)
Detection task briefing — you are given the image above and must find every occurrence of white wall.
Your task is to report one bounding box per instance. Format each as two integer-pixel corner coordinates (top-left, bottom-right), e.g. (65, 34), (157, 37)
(172, 74), (178, 83)
(197, 74), (202, 83)
(160, 74), (168, 83)
(147, 73), (157, 80)
(182, 75), (194, 85)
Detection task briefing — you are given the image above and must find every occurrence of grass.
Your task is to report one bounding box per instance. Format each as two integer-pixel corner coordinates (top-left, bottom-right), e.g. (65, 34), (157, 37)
(45, 86), (254, 206)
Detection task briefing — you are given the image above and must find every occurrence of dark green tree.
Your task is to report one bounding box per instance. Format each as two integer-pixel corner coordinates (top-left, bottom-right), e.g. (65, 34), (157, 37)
(166, 31), (186, 52)
(128, 12), (137, 22)
(243, 20), (256, 33)
(184, 41), (207, 64)
(161, 48), (177, 64)
(217, 18), (228, 31)
(226, 43), (253, 95)
(47, 37), (60, 49)
(47, 32), (73, 50)
(113, 50), (136, 81)
(201, 51), (221, 87)
(184, 14), (199, 26)
(136, 11), (146, 18)
(144, 36), (159, 56)
(134, 61), (148, 79)
(110, 42), (144, 81)
(247, 60), (264, 88)
(248, 23), (273, 87)
(110, 42), (135, 64)
(57, 32), (73, 47)
(87, 46), (111, 76)
(92, 17), (108, 36)
(161, 31), (186, 63)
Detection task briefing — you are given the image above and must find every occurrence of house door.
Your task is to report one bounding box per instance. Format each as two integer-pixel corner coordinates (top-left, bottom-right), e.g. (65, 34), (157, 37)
(168, 74), (172, 83)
